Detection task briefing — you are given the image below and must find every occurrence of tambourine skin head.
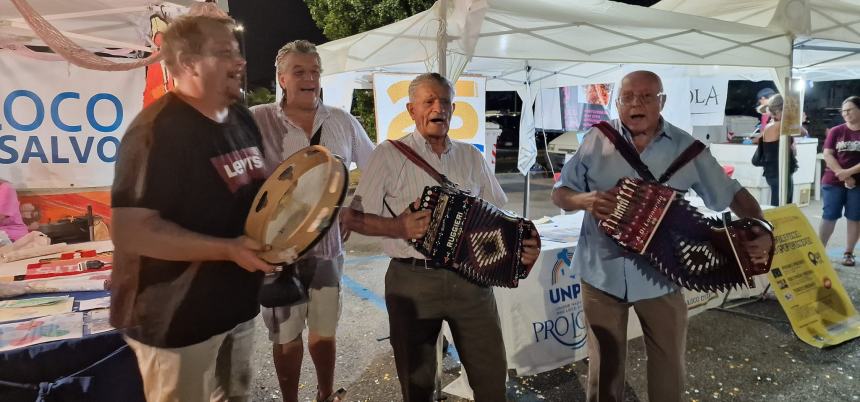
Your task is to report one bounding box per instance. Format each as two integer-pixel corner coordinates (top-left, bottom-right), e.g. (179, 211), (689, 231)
(245, 145), (349, 264)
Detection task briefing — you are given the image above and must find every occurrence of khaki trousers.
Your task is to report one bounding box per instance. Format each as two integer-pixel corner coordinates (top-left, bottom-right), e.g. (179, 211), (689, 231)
(582, 282), (688, 402)
(385, 259), (508, 402)
(124, 318), (255, 402)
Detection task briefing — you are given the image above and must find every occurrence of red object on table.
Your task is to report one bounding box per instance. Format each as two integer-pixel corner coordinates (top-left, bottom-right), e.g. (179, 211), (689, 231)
(16, 250), (113, 281)
(722, 165), (735, 178)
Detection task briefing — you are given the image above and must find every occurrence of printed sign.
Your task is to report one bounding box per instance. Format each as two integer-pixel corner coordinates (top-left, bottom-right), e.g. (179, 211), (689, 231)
(0, 54), (144, 189)
(689, 77), (728, 126)
(372, 73), (486, 152)
(495, 245), (588, 376)
(561, 83), (614, 132)
(764, 204), (860, 348)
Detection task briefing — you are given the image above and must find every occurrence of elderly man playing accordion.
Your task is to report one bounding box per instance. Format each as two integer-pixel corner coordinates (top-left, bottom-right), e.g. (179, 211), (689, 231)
(343, 72), (540, 402)
(552, 70), (774, 402)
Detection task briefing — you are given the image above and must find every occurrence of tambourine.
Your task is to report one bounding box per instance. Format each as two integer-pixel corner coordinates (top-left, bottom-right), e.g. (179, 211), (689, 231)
(245, 145), (348, 264)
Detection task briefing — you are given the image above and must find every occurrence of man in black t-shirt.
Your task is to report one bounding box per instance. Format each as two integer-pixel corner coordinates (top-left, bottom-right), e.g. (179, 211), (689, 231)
(110, 15), (274, 402)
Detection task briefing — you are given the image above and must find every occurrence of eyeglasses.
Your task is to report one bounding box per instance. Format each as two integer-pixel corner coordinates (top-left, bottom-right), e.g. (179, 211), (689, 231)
(617, 93), (665, 106)
(842, 108), (857, 114)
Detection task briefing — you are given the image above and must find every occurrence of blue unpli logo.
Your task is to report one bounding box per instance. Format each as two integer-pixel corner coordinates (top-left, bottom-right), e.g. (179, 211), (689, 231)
(532, 310), (587, 349)
(531, 248), (586, 349)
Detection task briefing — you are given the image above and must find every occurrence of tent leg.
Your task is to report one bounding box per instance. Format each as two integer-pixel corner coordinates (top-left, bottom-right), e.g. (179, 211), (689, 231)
(523, 173), (530, 218)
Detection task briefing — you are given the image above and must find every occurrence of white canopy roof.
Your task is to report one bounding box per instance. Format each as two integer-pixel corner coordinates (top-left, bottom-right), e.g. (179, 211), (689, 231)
(0, 0), (227, 53)
(316, 0), (804, 177)
(318, 0), (792, 91)
(653, 0), (860, 81)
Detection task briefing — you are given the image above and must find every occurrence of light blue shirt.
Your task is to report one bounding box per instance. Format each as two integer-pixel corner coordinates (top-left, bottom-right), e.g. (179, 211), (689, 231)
(555, 119), (742, 302)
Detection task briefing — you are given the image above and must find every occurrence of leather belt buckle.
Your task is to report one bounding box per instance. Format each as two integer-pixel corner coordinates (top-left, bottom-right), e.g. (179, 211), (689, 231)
(396, 257), (438, 270)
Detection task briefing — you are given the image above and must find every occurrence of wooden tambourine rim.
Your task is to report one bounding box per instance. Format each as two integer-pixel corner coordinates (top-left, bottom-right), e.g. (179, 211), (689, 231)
(245, 145), (348, 264)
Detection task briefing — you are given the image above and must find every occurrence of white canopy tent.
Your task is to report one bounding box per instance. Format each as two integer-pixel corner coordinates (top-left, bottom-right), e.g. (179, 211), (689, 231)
(654, 0), (860, 205)
(316, 0), (794, 163)
(0, 0), (228, 58)
(317, 0), (800, 214)
(653, 0), (860, 82)
(318, 0), (792, 88)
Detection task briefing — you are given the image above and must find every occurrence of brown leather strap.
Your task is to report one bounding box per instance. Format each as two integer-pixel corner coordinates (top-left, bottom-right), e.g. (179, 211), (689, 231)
(658, 141), (705, 183)
(593, 121), (705, 184)
(309, 125), (323, 146)
(387, 139), (454, 187)
(593, 121), (656, 181)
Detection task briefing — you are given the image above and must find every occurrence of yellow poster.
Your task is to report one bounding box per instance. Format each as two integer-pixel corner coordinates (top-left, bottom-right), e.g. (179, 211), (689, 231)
(764, 205), (860, 348)
(371, 73), (486, 151)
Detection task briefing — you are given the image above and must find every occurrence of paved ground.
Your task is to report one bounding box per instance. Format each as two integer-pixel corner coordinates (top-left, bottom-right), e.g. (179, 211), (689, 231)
(249, 173), (860, 402)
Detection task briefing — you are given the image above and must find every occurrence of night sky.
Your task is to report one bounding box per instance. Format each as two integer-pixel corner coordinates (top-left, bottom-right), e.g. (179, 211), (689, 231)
(228, 0), (326, 90)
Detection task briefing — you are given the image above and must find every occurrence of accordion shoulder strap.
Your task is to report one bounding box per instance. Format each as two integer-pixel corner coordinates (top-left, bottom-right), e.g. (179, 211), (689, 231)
(387, 139), (454, 186)
(593, 121), (656, 181)
(593, 121), (706, 184)
(658, 141), (706, 183)
(309, 125), (323, 146)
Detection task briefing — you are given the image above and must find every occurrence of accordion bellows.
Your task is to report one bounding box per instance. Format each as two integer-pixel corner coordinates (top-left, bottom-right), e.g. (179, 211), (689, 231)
(599, 177), (773, 292)
(410, 186), (536, 288)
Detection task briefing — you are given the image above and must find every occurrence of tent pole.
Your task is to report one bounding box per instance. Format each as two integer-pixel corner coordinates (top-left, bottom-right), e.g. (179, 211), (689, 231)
(523, 62), (532, 218)
(779, 35), (797, 206)
(437, 0), (448, 77)
(433, 2), (449, 400)
(523, 172), (530, 218)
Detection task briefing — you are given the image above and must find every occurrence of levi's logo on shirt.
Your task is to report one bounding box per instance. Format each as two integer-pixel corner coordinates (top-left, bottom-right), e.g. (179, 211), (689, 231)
(210, 147), (266, 193)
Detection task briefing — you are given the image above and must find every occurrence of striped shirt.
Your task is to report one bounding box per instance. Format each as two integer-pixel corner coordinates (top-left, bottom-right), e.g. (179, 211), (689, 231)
(250, 102), (374, 259)
(353, 131), (507, 259)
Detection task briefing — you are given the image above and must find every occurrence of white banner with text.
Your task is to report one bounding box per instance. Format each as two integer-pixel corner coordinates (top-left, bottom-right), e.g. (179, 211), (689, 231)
(0, 54), (144, 189)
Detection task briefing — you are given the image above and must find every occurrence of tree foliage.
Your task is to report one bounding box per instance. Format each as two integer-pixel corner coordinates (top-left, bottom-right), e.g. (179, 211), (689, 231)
(245, 87), (276, 107)
(304, 0), (435, 142)
(304, 0), (434, 41)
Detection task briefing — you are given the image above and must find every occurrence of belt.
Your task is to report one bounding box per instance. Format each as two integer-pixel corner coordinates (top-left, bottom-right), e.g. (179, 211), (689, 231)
(393, 257), (449, 269)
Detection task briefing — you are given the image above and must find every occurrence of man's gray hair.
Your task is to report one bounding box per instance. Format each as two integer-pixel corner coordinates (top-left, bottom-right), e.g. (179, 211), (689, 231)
(274, 40), (322, 75)
(408, 73), (455, 101)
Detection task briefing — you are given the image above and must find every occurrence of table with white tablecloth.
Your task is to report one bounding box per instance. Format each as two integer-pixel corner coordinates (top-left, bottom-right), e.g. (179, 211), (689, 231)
(0, 240), (145, 402)
(493, 212), (768, 377)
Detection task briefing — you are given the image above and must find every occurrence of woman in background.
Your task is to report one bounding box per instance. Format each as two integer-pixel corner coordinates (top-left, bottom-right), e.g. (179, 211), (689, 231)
(757, 94), (799, 207)
(0, 179), (29, 242)
(820, 96), (860, 266)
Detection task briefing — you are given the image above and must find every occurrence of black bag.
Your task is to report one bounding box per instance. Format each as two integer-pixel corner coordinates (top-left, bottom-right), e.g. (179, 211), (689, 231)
(751, 141), (765, 167)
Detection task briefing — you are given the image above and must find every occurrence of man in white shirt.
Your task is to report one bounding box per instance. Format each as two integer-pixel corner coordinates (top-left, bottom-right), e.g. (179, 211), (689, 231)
(343, 73), (539, 402)
(250, 40), (374, 402)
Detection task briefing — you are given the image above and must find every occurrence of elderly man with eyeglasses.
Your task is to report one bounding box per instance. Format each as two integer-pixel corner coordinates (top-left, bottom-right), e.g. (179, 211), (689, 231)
(551, 71), (771, 402)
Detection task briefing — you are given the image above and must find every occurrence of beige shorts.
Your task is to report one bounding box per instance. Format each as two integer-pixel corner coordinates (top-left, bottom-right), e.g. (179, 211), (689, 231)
(124, 318), (255, 402)
(262, 255), (343, 343)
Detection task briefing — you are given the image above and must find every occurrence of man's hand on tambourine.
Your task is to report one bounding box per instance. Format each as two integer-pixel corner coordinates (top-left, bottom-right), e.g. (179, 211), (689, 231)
(397, 199), (431, 240)
(226, 236), (277, 274)
(585, 191), (618, 221)
(521, 229), (540, 267)
(745, 226), (774, 266)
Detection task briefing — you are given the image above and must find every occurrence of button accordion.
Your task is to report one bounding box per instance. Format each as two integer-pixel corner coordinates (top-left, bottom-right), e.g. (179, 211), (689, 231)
(409, 185), (537, 288)
(599, 177), (774, 291)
